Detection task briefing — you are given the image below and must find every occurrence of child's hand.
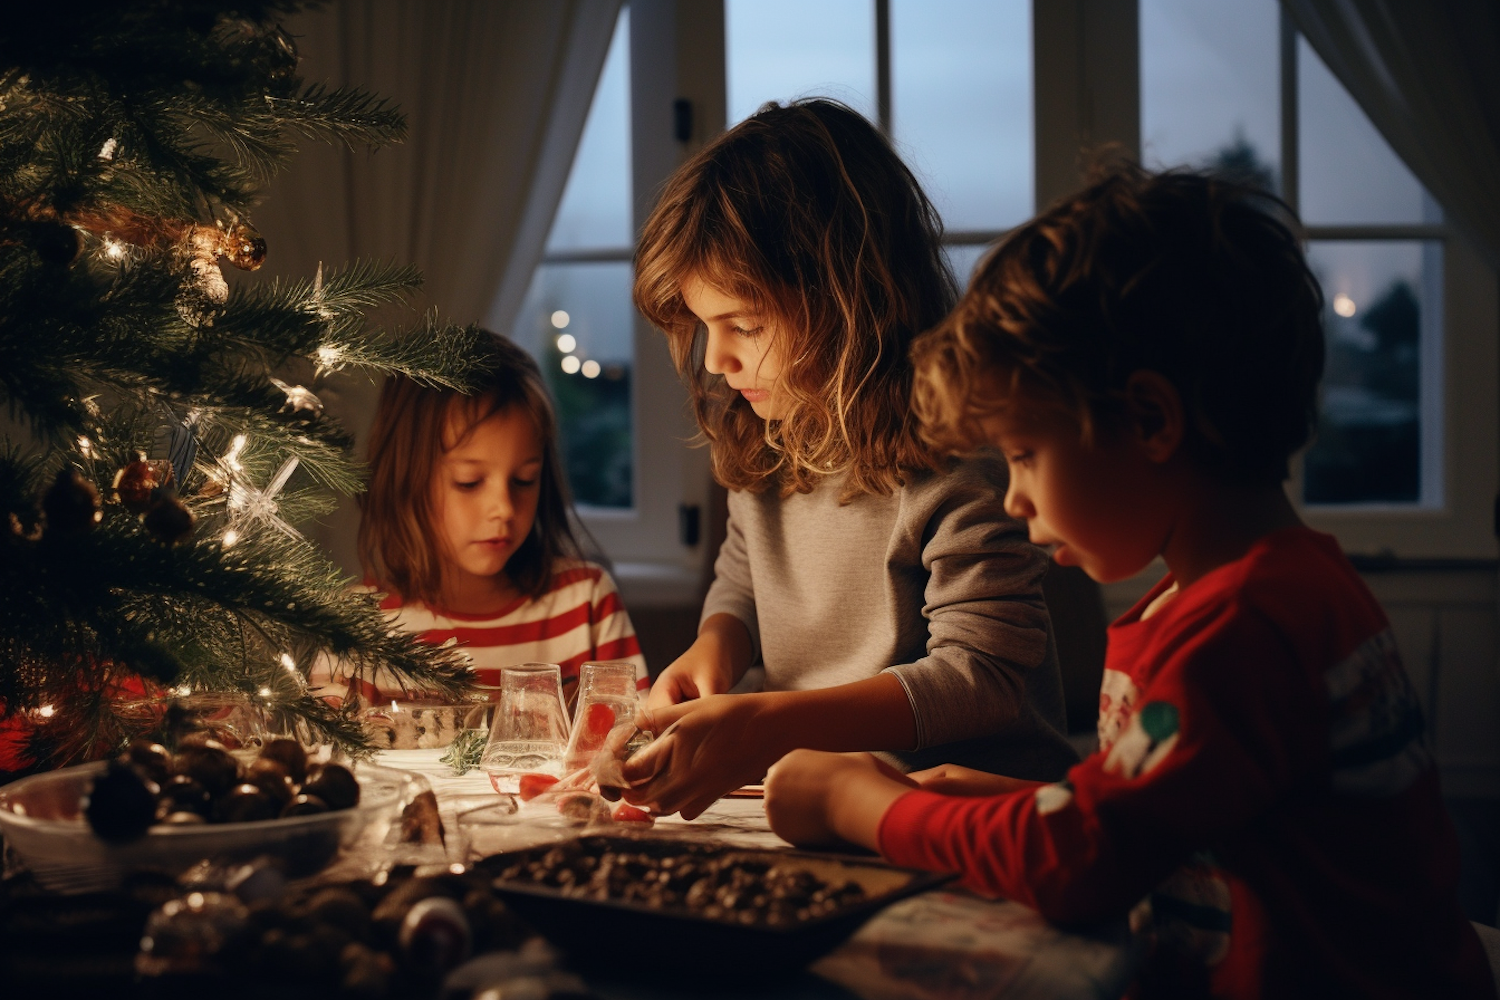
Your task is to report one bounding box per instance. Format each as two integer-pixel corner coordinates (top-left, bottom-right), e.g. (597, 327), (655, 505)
(907, 763), (1045, 797)
(621, 694), (779, 819)
(764, 751), (916, 850)
(646, 613), (752, 711)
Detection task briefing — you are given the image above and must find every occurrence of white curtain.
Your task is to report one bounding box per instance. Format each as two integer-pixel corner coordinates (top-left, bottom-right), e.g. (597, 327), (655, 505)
(254, 0), (624, 322)
(1282, 0), (1500, 269)
(246, 0), (624, 572)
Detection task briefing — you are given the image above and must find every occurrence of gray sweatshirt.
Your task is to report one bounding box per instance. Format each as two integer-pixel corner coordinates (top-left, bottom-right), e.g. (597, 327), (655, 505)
(702, 453), (1078, 781)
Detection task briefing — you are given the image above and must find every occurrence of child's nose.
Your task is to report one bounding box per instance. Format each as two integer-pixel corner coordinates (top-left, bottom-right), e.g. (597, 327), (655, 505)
(489, 485), (515, 520)
(702, 328), (739, 375)
(1003, 482), (1033, 521)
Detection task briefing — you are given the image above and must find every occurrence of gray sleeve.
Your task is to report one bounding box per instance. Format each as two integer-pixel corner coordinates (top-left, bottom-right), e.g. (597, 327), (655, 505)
(885, 456), (1056, 749)
(699, 492), (762, 665)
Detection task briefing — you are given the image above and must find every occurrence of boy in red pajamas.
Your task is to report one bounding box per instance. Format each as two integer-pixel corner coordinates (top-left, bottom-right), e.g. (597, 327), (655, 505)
(764, 165), (1495, 999)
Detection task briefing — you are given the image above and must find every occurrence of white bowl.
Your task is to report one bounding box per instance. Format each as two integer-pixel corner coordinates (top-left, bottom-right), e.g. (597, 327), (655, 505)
(0, 760), (403, 892)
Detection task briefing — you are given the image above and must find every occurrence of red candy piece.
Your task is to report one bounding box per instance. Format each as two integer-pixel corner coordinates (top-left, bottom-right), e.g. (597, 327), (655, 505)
(611, 802), (652, 824)
(584, 702), (616, 740)
(517, 773), (560, 801)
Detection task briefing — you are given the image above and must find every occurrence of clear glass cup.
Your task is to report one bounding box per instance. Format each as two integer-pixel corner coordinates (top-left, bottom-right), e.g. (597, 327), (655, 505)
(481, 663), (571, 791)
(562, 660), (640, 772)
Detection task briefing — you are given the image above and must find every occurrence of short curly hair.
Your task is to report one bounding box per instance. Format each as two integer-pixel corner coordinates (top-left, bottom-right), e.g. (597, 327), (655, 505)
(912, 163), (1325, 486)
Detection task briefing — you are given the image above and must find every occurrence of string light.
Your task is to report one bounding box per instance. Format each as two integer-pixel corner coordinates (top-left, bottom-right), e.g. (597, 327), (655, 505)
(280, 653), (297, 672)
(581, 360), (601, 379)
(556, 334), (576, 353)
(1333, 293), (1357, 318)
(37, 705), (55, 718)
(102, 237), (126, 260)
(97, 137), (118, 160)
(222, 528), (239, 548)
(77, 435), (95, 458)
(551, 310), (570, 329)
(560, 355), (581, 375)
(222, 434), (247, 472)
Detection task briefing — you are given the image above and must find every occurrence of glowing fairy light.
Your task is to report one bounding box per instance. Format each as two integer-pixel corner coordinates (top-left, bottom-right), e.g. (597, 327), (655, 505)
(37, 705), (54, 718)
(556, 333), (576, 353)
(223, 434), (247, 472)
(103, 237), (126, 260)
(581, 359), (601, 379)
(561, 355), (581, 375)
(258, 687), (272, 699)
(551, 310), (570, 329)
(280, 653), (297, 672)
(1333, 293), (1357, 318)
(222, 528), (240, 548)
(98, 137), (118, 160)
(77, 435), (95, 458)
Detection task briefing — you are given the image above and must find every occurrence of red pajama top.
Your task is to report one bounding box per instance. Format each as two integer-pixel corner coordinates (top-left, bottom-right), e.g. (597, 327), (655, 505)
(879, 528), (1493, 999)
(310, 559), (647, 710)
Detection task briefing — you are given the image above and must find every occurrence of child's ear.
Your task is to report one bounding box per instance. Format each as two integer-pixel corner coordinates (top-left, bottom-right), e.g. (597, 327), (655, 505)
(1123, 370), (1184, 463)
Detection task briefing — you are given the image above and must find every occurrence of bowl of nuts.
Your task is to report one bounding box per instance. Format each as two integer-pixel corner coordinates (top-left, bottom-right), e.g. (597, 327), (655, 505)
(478, 835), (950, 981)
(0, 740), (404, 893)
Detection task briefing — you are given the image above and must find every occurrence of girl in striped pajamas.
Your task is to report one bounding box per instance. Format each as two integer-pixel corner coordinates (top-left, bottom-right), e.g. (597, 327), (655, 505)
(312, 334), (646, 712)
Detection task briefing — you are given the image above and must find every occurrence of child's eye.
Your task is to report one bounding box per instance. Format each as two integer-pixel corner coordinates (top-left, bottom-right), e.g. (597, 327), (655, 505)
(732, 324), (764, 339)
(512, 477), (538, 489)
(455, 480), (481, 490)
(1006, 451), (1034, 467)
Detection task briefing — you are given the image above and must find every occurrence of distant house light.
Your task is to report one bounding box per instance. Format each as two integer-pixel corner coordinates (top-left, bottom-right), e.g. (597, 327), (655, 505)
(1332, 293), (1357, 318)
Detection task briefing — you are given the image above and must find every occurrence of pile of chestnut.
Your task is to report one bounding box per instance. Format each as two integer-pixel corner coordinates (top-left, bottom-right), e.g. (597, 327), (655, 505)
(85, 736), (360, 842)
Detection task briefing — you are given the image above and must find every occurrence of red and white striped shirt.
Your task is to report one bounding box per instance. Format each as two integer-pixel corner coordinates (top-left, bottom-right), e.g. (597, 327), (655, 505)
(312, 560), (647, 710)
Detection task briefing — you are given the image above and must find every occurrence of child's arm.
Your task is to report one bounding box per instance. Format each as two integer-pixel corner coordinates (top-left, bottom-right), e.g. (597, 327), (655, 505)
(623, 672), (918, 820)
(645, 613), (752, 709)
(907, 764), (1044, 797)
(764, 751), (917, 848)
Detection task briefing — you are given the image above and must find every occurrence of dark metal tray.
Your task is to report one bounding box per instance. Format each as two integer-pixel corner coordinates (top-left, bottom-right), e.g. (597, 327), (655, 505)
(475, 834), (951, 982)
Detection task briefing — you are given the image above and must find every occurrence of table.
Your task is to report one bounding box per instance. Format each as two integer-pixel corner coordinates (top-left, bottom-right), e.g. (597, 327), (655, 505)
(376, 750), (1140, 1000)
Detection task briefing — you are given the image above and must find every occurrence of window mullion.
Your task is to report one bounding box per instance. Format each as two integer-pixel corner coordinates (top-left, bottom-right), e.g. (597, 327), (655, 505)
(875, 0), (891, 135)
(1279, 6), (1299, 213)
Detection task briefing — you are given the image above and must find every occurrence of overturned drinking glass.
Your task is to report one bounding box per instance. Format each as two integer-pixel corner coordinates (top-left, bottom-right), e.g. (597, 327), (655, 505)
(481, 663), (571, 793)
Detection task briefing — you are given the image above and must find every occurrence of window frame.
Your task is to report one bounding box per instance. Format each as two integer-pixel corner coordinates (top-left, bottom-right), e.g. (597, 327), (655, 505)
(1272, 9), (1497, 559)
(546, 0), (1497, 596)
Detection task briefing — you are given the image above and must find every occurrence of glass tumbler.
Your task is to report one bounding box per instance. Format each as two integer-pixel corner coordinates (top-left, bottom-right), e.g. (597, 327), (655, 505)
(481, 663), (571, 791)
(562, 660), (641, 772)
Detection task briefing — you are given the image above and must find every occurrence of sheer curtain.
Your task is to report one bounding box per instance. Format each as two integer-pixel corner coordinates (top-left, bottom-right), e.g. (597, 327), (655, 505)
(247, 0), (624, 571)
(1282, 0), (1500, 268)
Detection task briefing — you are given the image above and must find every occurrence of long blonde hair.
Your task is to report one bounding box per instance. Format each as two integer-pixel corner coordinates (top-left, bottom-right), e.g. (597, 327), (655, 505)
(634, 99), (957, 499)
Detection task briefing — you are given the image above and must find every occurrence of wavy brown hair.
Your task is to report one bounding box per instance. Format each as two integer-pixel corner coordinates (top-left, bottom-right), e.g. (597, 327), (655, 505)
(358, 334), (582, 606)
(633, 99), (957, 499)
(912, 162), (1325, 486)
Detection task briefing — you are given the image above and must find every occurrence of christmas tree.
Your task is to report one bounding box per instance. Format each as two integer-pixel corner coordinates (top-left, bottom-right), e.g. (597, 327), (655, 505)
(0, 1), (486, 773)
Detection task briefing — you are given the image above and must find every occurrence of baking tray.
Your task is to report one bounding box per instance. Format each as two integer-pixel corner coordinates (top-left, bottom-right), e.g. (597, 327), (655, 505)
(476, 834), (950, 982)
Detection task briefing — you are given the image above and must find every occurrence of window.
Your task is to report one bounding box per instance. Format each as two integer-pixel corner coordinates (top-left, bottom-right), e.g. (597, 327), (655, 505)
(505, 1), (1496, 579)
(727, 0), (1031, 283)
(1141, 0), (1495, 557)
(511, 9), (635, 511)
